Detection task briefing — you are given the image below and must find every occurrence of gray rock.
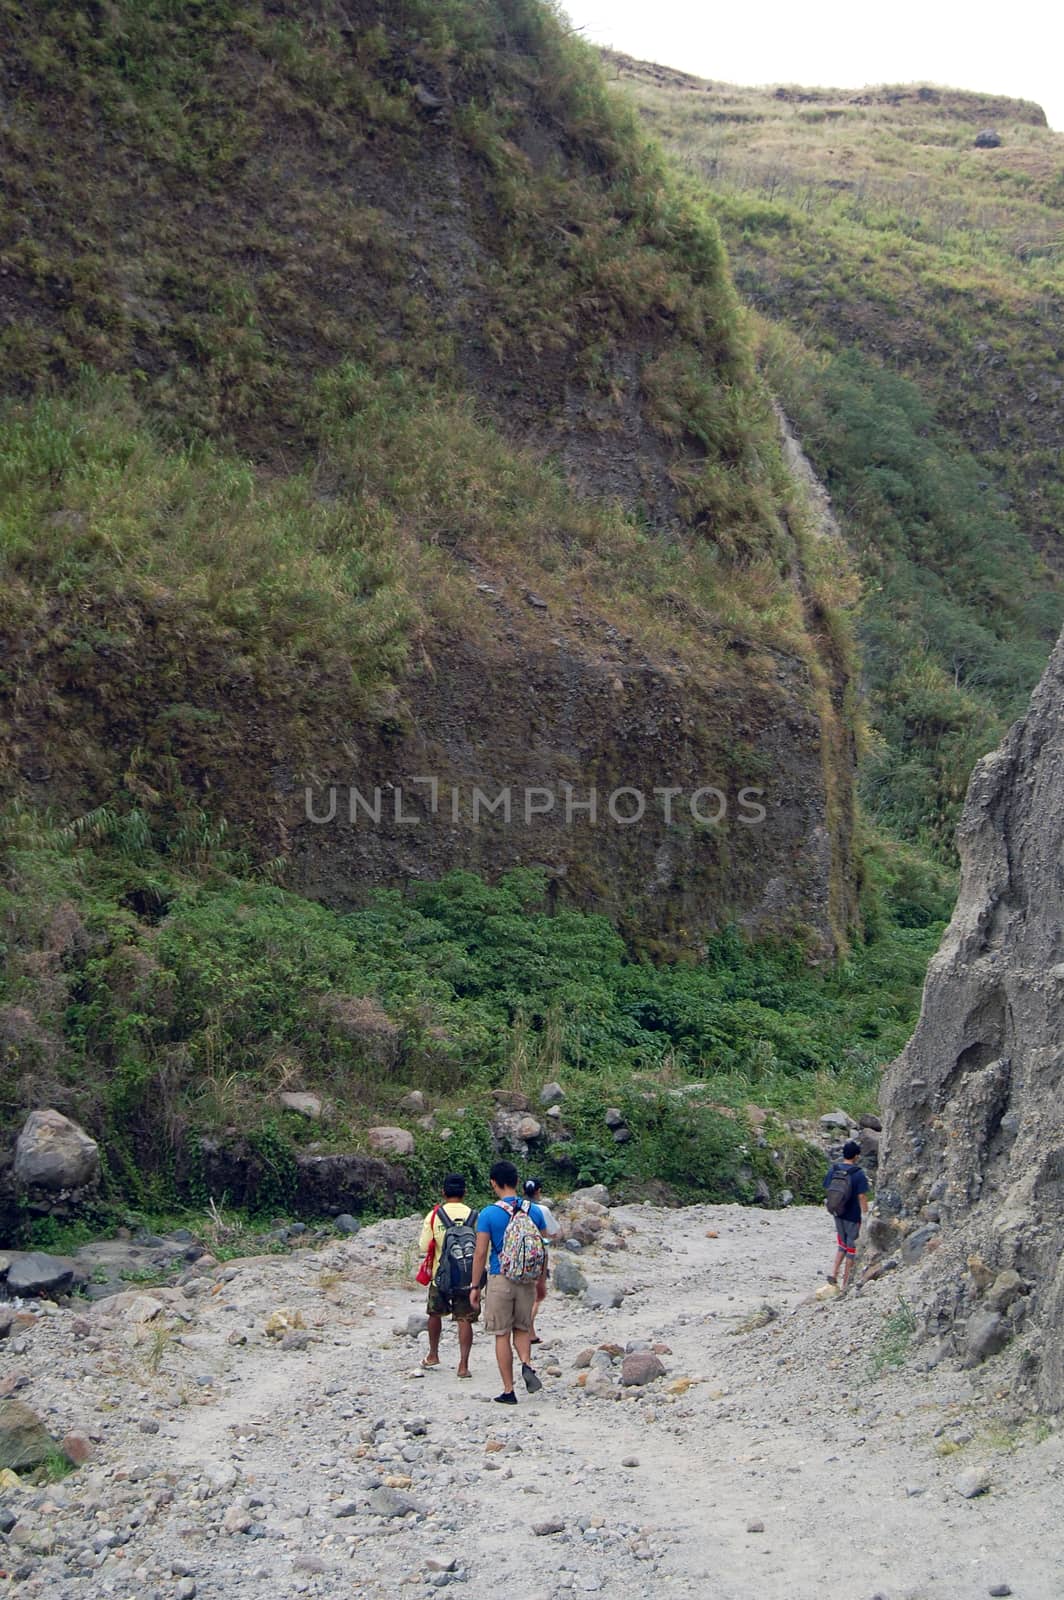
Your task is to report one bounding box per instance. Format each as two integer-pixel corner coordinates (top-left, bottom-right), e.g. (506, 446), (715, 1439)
(620, 1352), (666, 1386)
(819, 1110), (854, 1131)
(746, 1519), (765, 1533)
(367, 1126), (415, 1157)
(278, 1091), (322, 1120)
(563, 1239), (583, 1253)
(539, 1082), (565, 1105)
(974, 128), (1002, 147)
(879, 629), (1064, 1412)
(986, 1269), (1026, 1313)
(552, 1256), (588, 1296)
(406, 1313), (430, 1336)
(603, 1108), (625, 1129)
(367, 1487), (418, 1518)
(964, 1311), (1010, 1365)
(0, 1400), (56, 1471)
(900, 1224), (940, 1266)
(532, 1519), (566, 1536)
(399, 1091), (427, 1113)
(14, 1108), (99, 1192)
(583, 1285), (624, 1311)
(5, 1252), (77, 1298)
(570, 1184), (610, 1207)
(859, 1114), (883, 1132)
(988, 1585), (1012, 1597)
(612, 1128), (632, 1144)
(955, 1465), (992, 1499)
(335, 1214), (360, 1235)
(583, 1371), (615, 1399)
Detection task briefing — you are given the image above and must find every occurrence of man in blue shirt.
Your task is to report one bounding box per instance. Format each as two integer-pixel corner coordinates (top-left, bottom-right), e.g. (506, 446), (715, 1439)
(824, 1139), (871, 1291)
(469, 1160), (547, 1404)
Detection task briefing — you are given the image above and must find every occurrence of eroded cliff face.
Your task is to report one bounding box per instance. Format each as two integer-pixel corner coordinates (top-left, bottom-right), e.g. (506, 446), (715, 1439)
(878, 630), (1064, 1409)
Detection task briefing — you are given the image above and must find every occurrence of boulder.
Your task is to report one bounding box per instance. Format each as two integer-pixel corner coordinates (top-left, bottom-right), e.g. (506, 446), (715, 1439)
(278, 1092), (322, 1120)
(551, 1256), (588, 1297)
(986, 1269), (1026, 1313)
(583, 1284), (624, 1310)
(570, 1184), (610, 1208)
(13, 1109), (99, 1192)
(819, 1109), (854, 1132)
(620, 1351), (666, 1386)
(490, 1109), (542, 1155)
(900, 1224), (940, 1266)
(539, 1082), (565, 1105)
(490, 1090), (530, 1112)
(859, 1114), (883, 1132)
(964, 1311), (1010, 1366)
(0, 1401), (56, 1471)
(5, 1251), (77, 1298)
(974, 128), (1002, 148)
(604, 1108), (625, 1129)
(366, 1126), (415, 1157)
(399, 1091), (427, 1113)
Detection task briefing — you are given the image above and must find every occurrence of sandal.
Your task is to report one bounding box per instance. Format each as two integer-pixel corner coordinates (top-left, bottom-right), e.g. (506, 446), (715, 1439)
(421, 1356), (440, 1368)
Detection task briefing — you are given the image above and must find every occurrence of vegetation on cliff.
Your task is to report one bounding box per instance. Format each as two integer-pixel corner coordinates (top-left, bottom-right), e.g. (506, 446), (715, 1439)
(612, 58), (1064, 852)
(1, 803), (950, 1223)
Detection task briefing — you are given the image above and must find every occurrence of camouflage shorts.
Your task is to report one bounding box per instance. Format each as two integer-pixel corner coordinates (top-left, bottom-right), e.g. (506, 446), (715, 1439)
(426, 1283), (480, 1322)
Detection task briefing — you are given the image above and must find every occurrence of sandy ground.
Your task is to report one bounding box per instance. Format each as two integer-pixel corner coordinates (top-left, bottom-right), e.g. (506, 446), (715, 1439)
(3, 1201), (1062, 1600)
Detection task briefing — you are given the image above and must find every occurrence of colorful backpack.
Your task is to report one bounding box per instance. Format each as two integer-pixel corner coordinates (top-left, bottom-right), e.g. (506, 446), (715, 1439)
(498, 1199), (546, 1285)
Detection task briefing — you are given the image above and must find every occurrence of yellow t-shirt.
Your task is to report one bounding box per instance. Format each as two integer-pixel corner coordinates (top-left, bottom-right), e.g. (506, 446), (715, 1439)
(418, 1200), (472, 1282)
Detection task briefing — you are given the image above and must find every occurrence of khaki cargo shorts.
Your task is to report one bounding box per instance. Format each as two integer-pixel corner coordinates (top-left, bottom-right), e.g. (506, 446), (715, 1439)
(483, 1274), (535, 1334)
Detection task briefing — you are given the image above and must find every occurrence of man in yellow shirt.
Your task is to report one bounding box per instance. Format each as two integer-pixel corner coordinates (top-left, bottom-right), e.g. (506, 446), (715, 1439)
(418, 1173), (479, 1376)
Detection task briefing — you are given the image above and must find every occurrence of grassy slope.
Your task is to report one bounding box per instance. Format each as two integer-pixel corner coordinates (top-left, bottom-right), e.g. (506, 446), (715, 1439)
(0, 4), (960, 1225)
(1, 807), (951, 1228)
(0, 2), (857, 900)
(612, 58), (1064, 851)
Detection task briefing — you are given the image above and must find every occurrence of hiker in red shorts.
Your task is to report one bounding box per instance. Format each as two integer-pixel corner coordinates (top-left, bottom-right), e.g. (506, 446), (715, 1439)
(824, 1139), (870, 1291)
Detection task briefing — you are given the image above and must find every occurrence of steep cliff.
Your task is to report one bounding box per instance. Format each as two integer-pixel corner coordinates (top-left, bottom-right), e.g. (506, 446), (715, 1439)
(878, 630), (1064, 1410)
(0, 0), (857, 953)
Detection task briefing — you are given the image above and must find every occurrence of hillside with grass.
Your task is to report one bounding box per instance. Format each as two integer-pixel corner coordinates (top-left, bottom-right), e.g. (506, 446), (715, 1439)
(610, 56), (1064, 853)
(0, 0), (859, 954)
(0, 1), (891, 1225)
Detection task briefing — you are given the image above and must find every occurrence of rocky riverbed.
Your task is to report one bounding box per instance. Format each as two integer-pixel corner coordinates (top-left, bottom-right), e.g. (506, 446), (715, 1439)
(1, 1199), (1061, 1600)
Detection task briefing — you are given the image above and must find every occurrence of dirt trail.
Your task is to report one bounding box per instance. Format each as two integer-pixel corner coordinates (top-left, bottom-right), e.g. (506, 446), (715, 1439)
(5, 1203), (1063, 1600)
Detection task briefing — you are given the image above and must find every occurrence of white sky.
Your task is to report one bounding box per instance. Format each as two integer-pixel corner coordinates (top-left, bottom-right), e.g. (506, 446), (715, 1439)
(561, 0), (1064, 132)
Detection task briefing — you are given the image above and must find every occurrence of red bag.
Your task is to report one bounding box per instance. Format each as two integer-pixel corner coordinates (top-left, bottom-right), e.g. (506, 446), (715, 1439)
(415, 1207), (439, 1285)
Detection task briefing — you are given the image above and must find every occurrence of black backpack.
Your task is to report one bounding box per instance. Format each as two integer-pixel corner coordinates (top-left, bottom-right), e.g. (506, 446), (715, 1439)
(824, 1164), (854, 1218)
(434, 1206), (479, 1303)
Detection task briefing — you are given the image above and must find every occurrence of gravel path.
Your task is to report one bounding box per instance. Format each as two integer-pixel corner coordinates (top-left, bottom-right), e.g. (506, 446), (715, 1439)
(2, 1202), (1062, 1600)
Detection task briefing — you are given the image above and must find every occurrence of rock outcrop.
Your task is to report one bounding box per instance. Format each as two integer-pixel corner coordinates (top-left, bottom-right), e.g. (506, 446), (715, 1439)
(878, 629), (1064, 1410)
(13, 1109), (99, 1194)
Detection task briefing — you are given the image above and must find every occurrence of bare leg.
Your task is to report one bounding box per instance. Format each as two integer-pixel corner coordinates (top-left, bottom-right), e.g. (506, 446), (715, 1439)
(495, 1332), (515, 1393)
(457, 1320), (473, 1376)
(841, 1252), (856, 1290)
(829, 1247), (845, 1284)
(513, 1328), (533, 1369)
(425, 1314), (442, 1364)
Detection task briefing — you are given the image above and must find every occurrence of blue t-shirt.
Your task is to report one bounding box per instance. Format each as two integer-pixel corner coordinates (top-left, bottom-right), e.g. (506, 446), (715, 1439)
(477, 1198), (547, 1275)
(823, 1160), (870, 1224)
